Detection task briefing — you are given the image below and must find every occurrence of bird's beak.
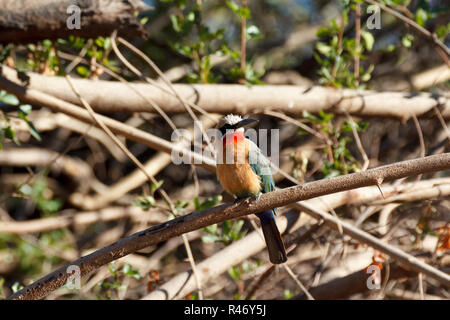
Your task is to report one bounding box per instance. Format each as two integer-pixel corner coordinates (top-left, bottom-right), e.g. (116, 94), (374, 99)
(235, 118), (259, 129)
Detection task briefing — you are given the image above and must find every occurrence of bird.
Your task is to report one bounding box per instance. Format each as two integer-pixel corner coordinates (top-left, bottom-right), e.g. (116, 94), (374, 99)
(215, 114), (287, 264)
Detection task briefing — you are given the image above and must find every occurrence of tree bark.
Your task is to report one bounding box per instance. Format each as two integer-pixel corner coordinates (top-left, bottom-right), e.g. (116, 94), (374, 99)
(0, 0), (149, 44)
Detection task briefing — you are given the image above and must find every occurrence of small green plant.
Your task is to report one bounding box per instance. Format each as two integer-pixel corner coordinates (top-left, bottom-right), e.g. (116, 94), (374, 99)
(0, 91), (42, 149)
(301, 110), (369, 178)
(228, 259), (261, 299)
(314, 0), (374, 88)
(0, 230), (67, 276)
(283, 289), (293, 299)
(193, 194), (247, 244)
(11, 282), (24, 293)
(165, 0), (263, 84)
(97, 262), (142, 299)
(18, 174), (63, 217)
(26, 39), (59, 74)
(134, 180), (164, 210)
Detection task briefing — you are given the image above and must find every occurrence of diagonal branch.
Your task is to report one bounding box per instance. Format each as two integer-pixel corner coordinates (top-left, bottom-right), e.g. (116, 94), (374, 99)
(7, 153), (450, 300)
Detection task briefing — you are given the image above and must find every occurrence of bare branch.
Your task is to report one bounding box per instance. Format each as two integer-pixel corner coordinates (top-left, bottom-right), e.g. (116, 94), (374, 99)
(0, 0), (149, 44)
(7, 153), (450, 300)
(2, 65), (448, 120)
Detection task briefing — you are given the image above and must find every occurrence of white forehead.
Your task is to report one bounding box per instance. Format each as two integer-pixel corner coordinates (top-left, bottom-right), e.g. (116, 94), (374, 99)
(223, 114), (243, 125)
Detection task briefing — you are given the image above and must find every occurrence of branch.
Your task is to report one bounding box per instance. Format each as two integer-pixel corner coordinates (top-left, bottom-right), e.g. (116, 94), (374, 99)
(0, 206), (166, 234)
(145, 178), (450, 300)
(0, 0), (149, 44)
(7, 153), (450, 300)
(294, 262), (450, 300)
(1, 65), (448, 120)
(0, 66), (217, 173)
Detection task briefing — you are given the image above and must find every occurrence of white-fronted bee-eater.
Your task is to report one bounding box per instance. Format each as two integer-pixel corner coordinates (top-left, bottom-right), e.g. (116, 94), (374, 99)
(216, 114), (287, 264)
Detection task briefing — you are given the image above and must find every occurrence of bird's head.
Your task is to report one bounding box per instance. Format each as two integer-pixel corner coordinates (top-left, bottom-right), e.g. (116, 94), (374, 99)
(217, 114), (259, 136)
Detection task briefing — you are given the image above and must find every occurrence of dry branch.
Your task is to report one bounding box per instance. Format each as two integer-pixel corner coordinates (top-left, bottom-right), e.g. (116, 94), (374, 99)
(7, 153), (450, 300)
(294, 262), (450, 300)
(70, 114), (220, 210)
(1, 65), (448, 120)
(144, 178), (450, 300)
(0, 0), (149, 44)
(0, 147), (93, 187)
(0, 206), (166, 234)
(0, 67), (217, 173)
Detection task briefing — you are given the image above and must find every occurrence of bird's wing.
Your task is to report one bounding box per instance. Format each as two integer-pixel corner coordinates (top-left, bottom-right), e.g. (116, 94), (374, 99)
(248, 139), (276, 194)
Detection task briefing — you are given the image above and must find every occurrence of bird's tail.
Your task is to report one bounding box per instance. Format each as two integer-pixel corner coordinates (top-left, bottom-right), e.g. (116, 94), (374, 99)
(256, 210), (287, 264)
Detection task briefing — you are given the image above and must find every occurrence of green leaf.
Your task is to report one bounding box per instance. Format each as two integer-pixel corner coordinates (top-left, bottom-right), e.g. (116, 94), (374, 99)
(37, 198), (62, 214)
(140, 16), (149, 25)
(26, 120), (42, 142)
(201, 233), (222, 243)
(226, 1), (250, 18)
(76, 66), (90, 77)
(170, 14), (182, 32)
(284, 289), (293, 299)
(134, 195), (156, 210)
(11, 282), (24, 293)
(361, 31), (375, 51)
(175, 200), (189, 212)
(194, 195), (222, 211)
(4, 126), (20, 145)
(95, 37), (105, 48)
(318, 110), (334, 124)
(122, 264), (142, 279)
(303, 110), (321, 124)
(226, 1), (240, 12)
(316, 42), (332, 56)
(227, 266), (240, 280)
(402, 34), (414, 48)
(436, 23), (450, 41)
(246, 25), (261, 40)
(316, 27), (332, 37)
(151, 180), (164, 195)
(18, 104), (32, 115)
(415, 8), (428, 27)
(19, 184), (33, 196)
(2, 94), (19, 106)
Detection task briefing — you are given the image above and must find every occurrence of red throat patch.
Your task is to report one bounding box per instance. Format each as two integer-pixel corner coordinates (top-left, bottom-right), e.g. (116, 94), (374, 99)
(223, 131), (245, 145)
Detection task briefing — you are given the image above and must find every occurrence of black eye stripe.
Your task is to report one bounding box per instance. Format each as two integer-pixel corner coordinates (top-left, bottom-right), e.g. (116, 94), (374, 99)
(219, 124), (237, 135)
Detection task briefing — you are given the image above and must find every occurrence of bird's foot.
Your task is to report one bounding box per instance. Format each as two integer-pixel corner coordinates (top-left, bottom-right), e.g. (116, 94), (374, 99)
(245, 193), (261, 204)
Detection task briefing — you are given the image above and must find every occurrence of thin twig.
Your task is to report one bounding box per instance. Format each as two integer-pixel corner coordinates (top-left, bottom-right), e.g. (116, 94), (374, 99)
(240, 0), (247, 83)
(342, 109), (370, 170)
(418, 272), (425, 300)
(114, 35), (216, 155)
(282, 264), (314, 300)
(354, 3), (361, 86)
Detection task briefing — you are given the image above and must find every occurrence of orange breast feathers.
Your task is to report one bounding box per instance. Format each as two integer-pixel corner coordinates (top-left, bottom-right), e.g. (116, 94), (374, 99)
(216, 131), (261, 198)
